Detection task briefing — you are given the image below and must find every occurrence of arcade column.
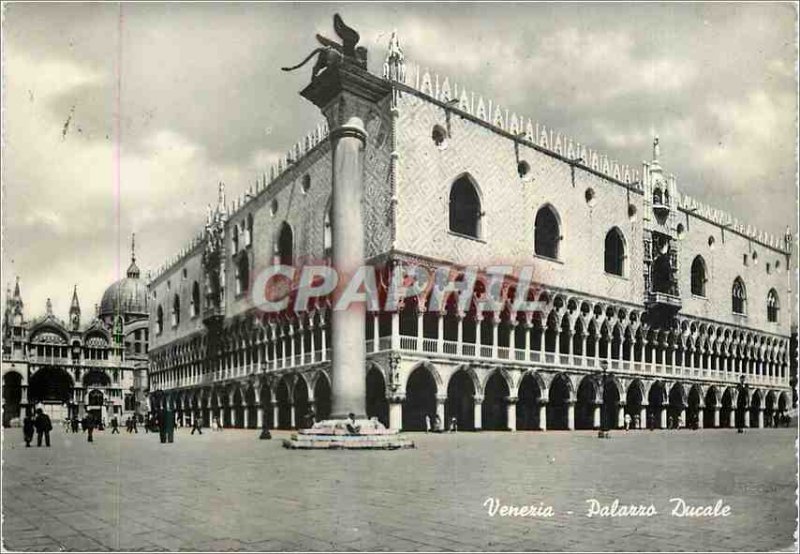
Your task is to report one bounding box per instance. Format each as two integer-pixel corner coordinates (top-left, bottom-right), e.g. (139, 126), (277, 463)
(388, 395), (404, 430)
(538, 400), (548, 431)
(473, 395), (484, 431)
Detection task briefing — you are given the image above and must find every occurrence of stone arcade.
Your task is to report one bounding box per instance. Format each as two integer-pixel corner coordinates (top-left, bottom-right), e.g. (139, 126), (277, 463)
(146, 17), (794, 439)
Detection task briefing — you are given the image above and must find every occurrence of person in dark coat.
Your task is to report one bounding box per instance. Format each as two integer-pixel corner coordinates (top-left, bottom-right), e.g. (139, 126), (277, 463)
(191, 416), (203, 435)
(158, 410), (167, 443)
(85, 416), (95, 443)
(34, 409), (52, 447)
(23, 413), (35, 447)
(111, 417), (120, 434)
(164, 409), (176, 443)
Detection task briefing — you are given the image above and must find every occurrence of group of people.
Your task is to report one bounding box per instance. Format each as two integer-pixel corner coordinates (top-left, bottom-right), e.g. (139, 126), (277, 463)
(22, 409), (52, 447)
(424, 414), (458, 433)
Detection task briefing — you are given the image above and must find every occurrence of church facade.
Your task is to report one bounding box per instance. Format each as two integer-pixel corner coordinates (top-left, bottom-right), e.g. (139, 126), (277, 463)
(2, 244), (150, 426)
(146, 32), (794, 433)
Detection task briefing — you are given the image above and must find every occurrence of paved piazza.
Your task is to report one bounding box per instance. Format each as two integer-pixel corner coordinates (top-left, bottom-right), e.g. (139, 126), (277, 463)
(2, 427), (796, 552)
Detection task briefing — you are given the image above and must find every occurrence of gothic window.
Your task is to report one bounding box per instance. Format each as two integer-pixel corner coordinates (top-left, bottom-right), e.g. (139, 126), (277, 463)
(235, 254), (250, 295)
(232, 224), (239, 254)
(534, 204), (561, 259)
(156, 306), (164, 335)
(448, 175), (482, 239)
(604, 227), (626, 276)
(276, 222), (293, 266)
(732, 277), (746, 315)
(246, 214), (253, 247)
(171, 294), (180, 327)
(653, 189), (663, 206)
(767, 289), (779, 322)
(690, 256), (707, 297)
(190, 282), (200, 317)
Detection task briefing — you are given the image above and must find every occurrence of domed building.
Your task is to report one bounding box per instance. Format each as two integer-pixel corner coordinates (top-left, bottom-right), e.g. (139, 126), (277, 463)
(2, 236), (150, 426)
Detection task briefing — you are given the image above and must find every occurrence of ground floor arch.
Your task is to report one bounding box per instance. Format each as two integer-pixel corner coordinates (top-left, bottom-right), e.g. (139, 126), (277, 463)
(516, 372), (544, 430)
(3, 371), (23, 425)
(482, 371), (509, 430)
(366, 368), (388, 426)
(314, 375), (332, 422)
(446, 369), (475, 431)
(403, 366), (437, 431)
(547, 373), (573, 430)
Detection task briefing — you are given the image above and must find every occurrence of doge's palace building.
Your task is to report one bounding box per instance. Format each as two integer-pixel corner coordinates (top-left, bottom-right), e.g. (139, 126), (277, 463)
(147, 29), (794, 434)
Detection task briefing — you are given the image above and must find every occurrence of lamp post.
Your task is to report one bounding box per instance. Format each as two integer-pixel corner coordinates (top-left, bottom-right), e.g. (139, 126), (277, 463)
(259, 362), (271, 440)
(598, 361), (610, 439)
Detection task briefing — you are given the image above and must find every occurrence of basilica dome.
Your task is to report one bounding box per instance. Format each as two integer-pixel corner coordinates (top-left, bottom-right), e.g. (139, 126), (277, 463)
(99, 258), (148, 319)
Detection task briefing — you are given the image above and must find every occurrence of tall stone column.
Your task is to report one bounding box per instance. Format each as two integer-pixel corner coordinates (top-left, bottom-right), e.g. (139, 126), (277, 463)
(506, 397), (517, 431)
(757, 408), (764, 429)
(473, 395), (483, 431)
(567, 401), (575, 430)
(713, 407), (720, 428)
(640, 403), (648, 430)
(538, 400), (548, 431)
(243, 407), (250, 429)
(389, 396), (404, 430)
(300, 63), (390, 420)
(592, 404), (601, 429)
(436, 396), (446, 429)
(659, 408), (667, 429)
(257, 407), (264, 429)
(617, 405), (625, 429)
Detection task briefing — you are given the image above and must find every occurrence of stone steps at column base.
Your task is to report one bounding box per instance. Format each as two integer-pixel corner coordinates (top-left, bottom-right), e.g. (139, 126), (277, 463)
(283, 433), (415, 450)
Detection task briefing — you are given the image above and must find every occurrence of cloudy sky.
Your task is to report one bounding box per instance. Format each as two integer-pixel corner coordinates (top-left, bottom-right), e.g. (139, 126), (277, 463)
(2, 2), (797, 320)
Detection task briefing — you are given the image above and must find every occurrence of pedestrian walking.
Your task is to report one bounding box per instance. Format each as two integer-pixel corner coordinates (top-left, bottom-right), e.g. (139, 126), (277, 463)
(191, 416), (203, 435)
(424, 414), (431, 433)
(86, 417), (95, 443)
(34, 409), (52, 447)
(164, 409), (175, 443)
(23, 413), (35, 447)
(449, 416), (458, 433)
(111, 417), (120, 434)
(624, 413), (631, 431)
(131, 417), (138, 433)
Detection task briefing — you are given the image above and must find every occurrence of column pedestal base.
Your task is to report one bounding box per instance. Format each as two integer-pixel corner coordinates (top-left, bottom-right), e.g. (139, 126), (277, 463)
(283, 419), (414, 450)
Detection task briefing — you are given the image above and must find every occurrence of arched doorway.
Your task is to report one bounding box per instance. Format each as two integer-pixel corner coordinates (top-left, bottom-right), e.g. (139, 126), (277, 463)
(276, 379), (292, 429)
(687, 385), (702, 429)
(403, 366), (437, 431)
(294, 378), (310, 429)
(576, 376), (596, 430)
(446, 370), (475, 431)
(764, 391), (776, 428)
(602, 377), (621, 429)
(365, 368), (388, 426)
(232, 387), (244, 428)
(704, 387), (719, 428)
(245, 387), (257, 429)
(83, 370), (110, 388)
(3, 372), (23, 426)
(87, 389), (104, 424)
(626, 380), (644, 429)
(28, 367), (73, 404)
(547, 374), (571, 430)
(668, 384), (686, 428)
(721, 387), (735, 428)
(516, 372), (543, 430)
(482, 372), (509, 430)
(749, 390), (762, 428)
(648, 381), (666, 429)
(314, 374), (332, 422)
(259, 383), (273, 429)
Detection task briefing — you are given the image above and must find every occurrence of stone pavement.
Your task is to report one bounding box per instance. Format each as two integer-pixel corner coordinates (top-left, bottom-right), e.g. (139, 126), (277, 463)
(1, 426), (796, 551)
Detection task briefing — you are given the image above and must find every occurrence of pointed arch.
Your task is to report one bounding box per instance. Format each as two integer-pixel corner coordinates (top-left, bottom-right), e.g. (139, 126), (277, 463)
(691, 255), (708, 297)
(534, 203), (561, 260)
(448, 173), (483, 239)
(604, 227), (627, 276)
(732, 277), (746, 315)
